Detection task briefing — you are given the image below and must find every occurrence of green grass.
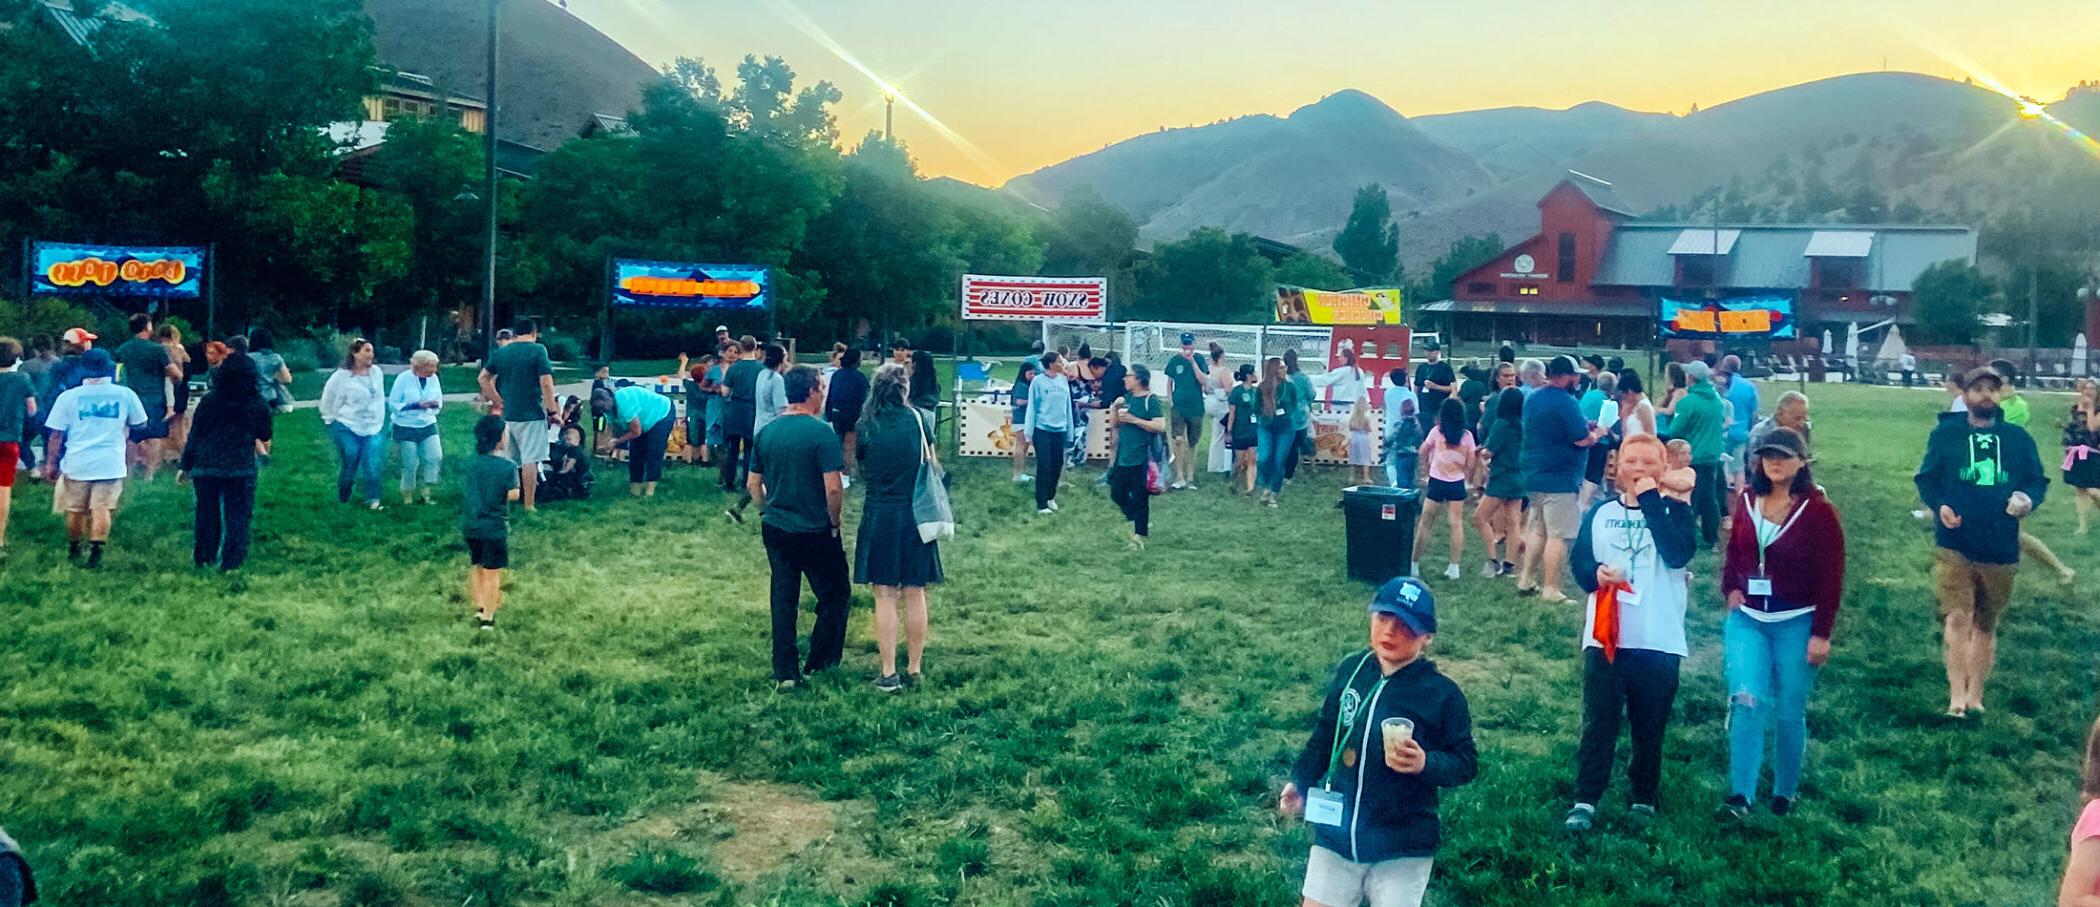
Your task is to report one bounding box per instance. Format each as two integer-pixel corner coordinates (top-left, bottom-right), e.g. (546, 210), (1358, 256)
(3, 382), (2097, 905)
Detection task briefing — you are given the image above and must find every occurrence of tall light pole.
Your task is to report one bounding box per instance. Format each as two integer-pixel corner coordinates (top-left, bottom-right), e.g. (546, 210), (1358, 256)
(481, 0), (501, 361)
(883, 86), (896, 142)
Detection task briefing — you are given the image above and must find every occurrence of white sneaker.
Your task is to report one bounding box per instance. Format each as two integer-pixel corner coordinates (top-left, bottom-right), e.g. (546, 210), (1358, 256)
(1409, 562), (1420, 576)
(1444, 563), (1462, 580)
(1186, 482), (1198, 491)
(1170, 481), (1187, 490)
(1481, 560), (1501, 578)
(1038, 507), (1055, 515)
(1048, 500), (1060, 512)
(1013, 474), (1030, 483)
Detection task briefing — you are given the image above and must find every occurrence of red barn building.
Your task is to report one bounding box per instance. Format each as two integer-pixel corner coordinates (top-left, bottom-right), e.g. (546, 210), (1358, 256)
(1420, 171), (1979, 348)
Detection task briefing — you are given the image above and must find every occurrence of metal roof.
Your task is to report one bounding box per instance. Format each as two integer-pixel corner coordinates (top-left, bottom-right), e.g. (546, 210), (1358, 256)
(1666, 229), (1740, 255)
(1563, 171), (1639, 217)
(1594, 223), (1976, 292)
(1801, 230), (1874, 258)
(1418, 299), (1653, 319)
(37, 0), (154, 50)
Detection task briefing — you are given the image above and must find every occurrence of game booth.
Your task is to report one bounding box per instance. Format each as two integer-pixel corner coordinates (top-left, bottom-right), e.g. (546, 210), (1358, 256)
(954, 283), (1413, 465)
(599, 258), (770, 461)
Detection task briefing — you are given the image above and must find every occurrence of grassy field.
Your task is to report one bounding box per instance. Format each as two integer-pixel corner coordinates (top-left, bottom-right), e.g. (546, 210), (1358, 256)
(3, 381), (2097, 905)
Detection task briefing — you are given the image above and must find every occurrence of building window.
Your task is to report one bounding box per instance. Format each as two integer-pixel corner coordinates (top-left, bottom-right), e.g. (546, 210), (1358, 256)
(1466, 281), (1494, 295)
(1679, 256), (1715, 287)
(1513, 285), (1540, 296)
(1814, 257), (1863, 289)
(1557, 232), (1576, 283)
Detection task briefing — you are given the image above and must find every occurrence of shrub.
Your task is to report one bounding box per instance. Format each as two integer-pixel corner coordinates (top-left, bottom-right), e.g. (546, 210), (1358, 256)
(0, 296), (102, 343)
(541, 328), (584, 363)
(278, 339), (322, 373)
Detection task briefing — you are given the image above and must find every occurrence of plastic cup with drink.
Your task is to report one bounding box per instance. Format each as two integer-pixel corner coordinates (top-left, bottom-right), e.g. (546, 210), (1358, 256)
(1380, 717), (1415, 762)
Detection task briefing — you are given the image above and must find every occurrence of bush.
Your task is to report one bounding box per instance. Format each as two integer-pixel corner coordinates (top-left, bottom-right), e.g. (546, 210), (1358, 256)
(541, 328), (584, 363)
(279, 339), (323, 373)
(0, 297), (104, 344)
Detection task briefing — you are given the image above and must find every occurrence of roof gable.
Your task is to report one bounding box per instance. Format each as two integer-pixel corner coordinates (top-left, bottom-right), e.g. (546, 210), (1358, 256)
(1594, 223), (1976, 292)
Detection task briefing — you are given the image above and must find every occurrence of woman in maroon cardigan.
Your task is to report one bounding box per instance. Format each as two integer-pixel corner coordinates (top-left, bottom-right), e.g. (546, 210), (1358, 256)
(1719, 426), (1844, 820)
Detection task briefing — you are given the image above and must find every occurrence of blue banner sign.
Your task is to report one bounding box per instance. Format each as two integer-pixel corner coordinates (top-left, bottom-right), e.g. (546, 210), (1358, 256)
(31, 241), (206, 298)
(610, 259), (769, 310)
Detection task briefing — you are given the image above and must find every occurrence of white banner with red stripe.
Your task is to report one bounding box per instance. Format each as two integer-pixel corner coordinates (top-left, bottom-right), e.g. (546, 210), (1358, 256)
(961, 274), (1107, 322)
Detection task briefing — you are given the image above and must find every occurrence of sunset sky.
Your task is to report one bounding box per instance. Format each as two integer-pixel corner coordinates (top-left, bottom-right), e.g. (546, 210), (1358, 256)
(565, 0), (2100, 185)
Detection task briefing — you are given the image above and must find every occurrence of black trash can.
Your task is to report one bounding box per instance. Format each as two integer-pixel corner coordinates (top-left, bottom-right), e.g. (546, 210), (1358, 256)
(1342, 485), (1420, 585)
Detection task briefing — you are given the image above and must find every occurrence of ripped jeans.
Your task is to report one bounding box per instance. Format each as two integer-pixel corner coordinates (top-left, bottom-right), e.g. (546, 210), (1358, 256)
(1723, 608), (1817, 801)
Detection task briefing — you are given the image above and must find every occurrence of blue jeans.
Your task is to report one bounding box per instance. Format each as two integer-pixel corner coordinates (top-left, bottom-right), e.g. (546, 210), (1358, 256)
(1724, 608), (1817, 800)
(1256, 426), (1293, 494)
(329, 423), (385, 504)
(1384, 437), (1417, 488)
(398, 434), (442, 492)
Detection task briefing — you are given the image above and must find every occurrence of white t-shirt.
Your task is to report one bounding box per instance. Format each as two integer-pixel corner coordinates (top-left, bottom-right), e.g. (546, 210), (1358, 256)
(46, 379), (147, 481)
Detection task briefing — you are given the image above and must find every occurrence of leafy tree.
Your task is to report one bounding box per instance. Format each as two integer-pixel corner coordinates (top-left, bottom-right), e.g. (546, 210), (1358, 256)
(1332, 184), (1399, 284)
(363, 116), (487, 327)
(1274, 253), (1352, 291)
(1911, 259), (1994, 345)
(1131, 227), (1274, 322)
(1041, 187), (1137, 278)
(1419, 233), (1505, 302)
(797, 134), (962, 342)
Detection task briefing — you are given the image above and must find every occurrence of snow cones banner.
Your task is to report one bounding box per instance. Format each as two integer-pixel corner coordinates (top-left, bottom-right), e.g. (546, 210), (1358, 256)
(961, 275), (1107, 322)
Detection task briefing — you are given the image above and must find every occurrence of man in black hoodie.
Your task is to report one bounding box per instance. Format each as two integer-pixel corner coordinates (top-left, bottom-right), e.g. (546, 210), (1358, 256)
(1281, 576), (1477, 907)
(1915, 366), (2048, 719)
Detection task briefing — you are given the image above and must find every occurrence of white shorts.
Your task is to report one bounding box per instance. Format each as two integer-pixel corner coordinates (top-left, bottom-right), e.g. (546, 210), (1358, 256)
(1301, 846), (1432, 907)
(504, 419), (551, 466)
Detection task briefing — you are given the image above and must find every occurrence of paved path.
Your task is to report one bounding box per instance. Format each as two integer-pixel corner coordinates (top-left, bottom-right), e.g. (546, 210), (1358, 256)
(288, 380), (593, 411)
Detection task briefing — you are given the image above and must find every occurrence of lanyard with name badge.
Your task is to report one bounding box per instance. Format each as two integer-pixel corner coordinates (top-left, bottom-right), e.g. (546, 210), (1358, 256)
(1306, 652), (1385, 827)
(1747, 494), (1805, 601)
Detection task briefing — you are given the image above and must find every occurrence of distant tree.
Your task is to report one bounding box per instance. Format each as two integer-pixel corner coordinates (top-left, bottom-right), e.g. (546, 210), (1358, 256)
(1420, 233), (1505, 302)
(1132, 227), (1274, 321)
(1041, 187), (1137, 278)
(364, 115), (487, 326)
(1911, 259), (1995, 345)
(1274, 253), (1353, 291)
(797, 134), (960, 342)
(1332, 184), (1400, 284)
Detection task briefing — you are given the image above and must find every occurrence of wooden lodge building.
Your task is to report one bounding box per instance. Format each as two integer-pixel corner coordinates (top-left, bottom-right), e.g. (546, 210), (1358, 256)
(1418, 172), (1979, 348)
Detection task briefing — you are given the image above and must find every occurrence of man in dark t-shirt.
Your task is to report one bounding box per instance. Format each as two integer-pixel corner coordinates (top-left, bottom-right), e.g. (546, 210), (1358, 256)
(114, 313), (176, 479)
(1414, 340), (1456, 435)
(479, 319), (557, 510)
(748, 366), (848, 689)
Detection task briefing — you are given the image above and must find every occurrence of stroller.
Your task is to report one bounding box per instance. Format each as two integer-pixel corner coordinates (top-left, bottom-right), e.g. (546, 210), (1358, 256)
(538, 395), (595, 501)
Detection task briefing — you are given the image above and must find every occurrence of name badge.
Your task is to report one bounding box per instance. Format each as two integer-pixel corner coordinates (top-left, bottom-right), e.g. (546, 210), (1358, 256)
(1747, 575), (1773, 598)
(1305, 787), (1345, 827)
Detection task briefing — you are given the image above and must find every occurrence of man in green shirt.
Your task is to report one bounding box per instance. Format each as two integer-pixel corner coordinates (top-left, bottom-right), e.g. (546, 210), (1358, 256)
(1110, 365), (1167, 548)
(462, 416), (519, 630)
(749, 366), (849, 690)
(1162, 332), (1210, 491)
(478, 318), (557, 511)
(113, 313), (178, 480)
(1664, 360), (1726, 548)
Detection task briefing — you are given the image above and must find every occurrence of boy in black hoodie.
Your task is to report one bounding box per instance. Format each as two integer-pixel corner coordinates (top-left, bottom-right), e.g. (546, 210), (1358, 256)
(1915, 367), (2047, 718)
(1282, 576), (1477, 907)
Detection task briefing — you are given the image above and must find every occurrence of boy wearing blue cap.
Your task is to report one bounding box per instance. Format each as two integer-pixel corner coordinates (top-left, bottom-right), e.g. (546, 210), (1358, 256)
(1281, 576), (1477, 907)
(42, 348), (147, 568)
(1163, 331), (1210, 490)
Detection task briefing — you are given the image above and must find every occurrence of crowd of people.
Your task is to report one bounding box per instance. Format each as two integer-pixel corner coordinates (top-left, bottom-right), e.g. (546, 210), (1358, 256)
(12, 318), (2100, 907)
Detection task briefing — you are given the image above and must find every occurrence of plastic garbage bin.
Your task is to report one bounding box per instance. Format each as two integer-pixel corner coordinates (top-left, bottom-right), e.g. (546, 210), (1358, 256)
(1341, 485), (1420, 585)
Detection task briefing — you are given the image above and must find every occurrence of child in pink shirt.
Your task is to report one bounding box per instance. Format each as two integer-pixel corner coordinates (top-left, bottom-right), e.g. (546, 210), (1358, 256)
(1412, 398), (1477, 580)
(2060, 717), (2100, 905)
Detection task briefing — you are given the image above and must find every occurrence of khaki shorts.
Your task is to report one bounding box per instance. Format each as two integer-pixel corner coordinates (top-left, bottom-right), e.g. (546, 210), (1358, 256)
(1302, 846), (1432, 907)
(57, 477), (124, 514)
(1936, 547), (2016, 633)
(504, 419), (552, 466)
(1527, 491), (1582, 540)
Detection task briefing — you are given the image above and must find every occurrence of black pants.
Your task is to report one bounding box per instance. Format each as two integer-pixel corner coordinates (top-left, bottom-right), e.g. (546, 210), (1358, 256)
(629, 416), (673, 484)
(1574, 647), (1681, 806)
(1109, 463), (1150, 536)
(763, 523), (851, 681)
(1691, 462), (1725, 548)
(193, 475), (257, 570)
(719, 432), (750, 492)
(1033, 429), (1066, 509)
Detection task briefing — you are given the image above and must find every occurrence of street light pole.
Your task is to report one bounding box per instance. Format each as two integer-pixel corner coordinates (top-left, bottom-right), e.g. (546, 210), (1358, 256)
(883, 89), (895, 142)
(481, 0), (501, 362)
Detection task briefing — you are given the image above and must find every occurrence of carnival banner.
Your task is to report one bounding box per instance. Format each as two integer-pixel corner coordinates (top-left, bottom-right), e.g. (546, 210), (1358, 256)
(1275, 286), (1403, 326)
(961, 274), (1107, 322)
(1658, 293), (1796, 340)
(611, 259), (769, 310)
(31, 242), (206, 298)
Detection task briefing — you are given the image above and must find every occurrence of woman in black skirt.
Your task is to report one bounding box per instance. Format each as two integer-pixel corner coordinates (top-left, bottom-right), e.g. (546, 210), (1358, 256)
(2066, 378), (2100, 534)
(855, 363), (944, 692)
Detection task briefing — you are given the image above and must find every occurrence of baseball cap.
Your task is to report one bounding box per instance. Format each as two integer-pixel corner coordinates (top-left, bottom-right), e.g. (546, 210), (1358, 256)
(1752, 426), (1809, 460)
(1961, 366), (2004, 390)
(1420, 338), (1440, 351)
(1546, 355), (1578, 377)
(1179, 331), (1196, 346)
(62, 327), (97, 345)
(1369, 576), (1437, 635)
(1582, 354), (1605, 370)
(78, 348), (116, 378)
(714, 324), (729, 332)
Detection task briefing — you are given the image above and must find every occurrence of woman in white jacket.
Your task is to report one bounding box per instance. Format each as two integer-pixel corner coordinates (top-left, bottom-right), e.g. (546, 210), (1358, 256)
(389, 349), (445, 505)
(1205, 344), (1234, 474)
(320, 339), (389, 510)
